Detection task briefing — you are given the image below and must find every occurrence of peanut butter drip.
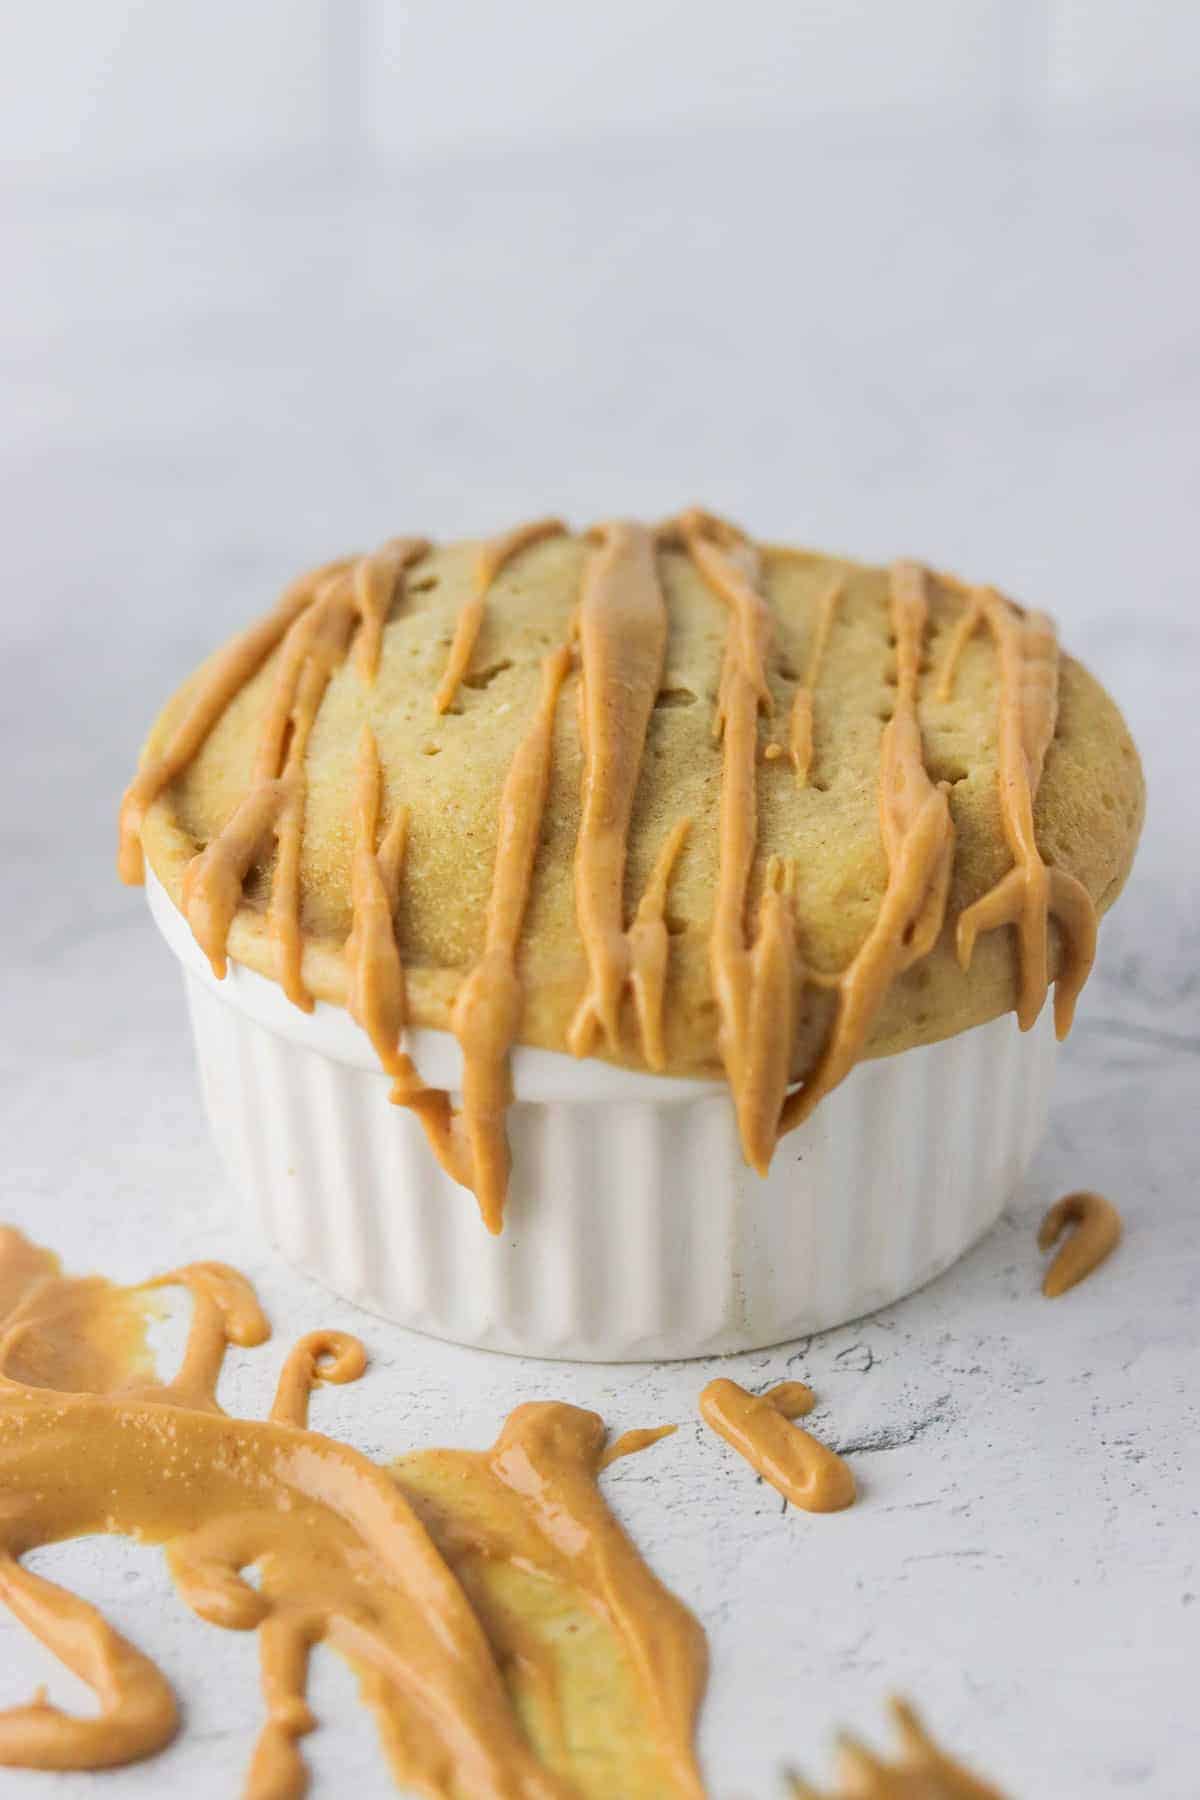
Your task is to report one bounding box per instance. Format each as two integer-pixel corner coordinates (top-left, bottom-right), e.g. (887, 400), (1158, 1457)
(345, 727), (468, 1184)
(435, 518), (566, 713)
(674, 510), (800, 1173)
(567, 522), (676, 1064)
(699, 1379), (855, 1515)
(179, 536), (428, 1008)
(354, 535), (431, 683)
(781, 563), (954, 1134)
(627, 817), (692, 1071)
(351, 636), (574, 1231)
(1038, 1190), (1123, 1297)
(0, 1230), (707, 1798)
(450, 644), (573, 1229)
(116, 555), (352, 886)
(787, 1697), (1008, 1799)
(936, 588), (984, 701)
(954, 589), (1098, 1037)
(789, 573), (845, 786)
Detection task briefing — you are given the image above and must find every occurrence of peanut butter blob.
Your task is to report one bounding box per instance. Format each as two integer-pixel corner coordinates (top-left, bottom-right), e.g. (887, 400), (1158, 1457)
(699, 1378), (855, 1514)
(121, 510), (1143, 1230)
(0, 1229), (704, 1797)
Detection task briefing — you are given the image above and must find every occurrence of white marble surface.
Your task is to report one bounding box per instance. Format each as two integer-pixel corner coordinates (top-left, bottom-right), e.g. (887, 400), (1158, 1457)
(2, 120), (1198, 1797)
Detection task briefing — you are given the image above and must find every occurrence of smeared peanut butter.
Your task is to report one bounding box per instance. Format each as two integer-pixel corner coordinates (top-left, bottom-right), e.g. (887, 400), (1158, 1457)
(699, 1378), (855, 1514)
(0, 1231), (707, 1797)
(1038, 1190), (1123, 1297)
(119, 511), (1105, 1230)
(787, 1696), (1008, 1799)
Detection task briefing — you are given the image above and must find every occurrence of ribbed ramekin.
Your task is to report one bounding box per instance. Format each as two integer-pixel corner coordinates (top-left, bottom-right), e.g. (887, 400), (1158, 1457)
(147, 872), (1056, 1360)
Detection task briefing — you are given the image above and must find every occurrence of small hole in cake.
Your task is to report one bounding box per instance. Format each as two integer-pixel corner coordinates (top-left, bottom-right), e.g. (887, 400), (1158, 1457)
(463, 658), (513, 691)
(777, 659), (800, 682)
(810, 778), (831, 793)
(876, 706), (894, 722)
(884, 669), (898, 686)
(408, 575), (439, 594)
(664, 911), (689, 937)
(421, 743), (441, 756)
(656, 686), (697, 708)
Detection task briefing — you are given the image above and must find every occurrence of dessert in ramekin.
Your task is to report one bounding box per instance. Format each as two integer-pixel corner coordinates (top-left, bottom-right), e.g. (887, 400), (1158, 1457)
(119, 511), (1143, 1358)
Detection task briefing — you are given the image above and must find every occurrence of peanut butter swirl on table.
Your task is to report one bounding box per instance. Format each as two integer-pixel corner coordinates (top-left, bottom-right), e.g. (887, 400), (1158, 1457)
(0, 1228), (704, 1797)
(1038, 1190), (1123, 1297)
(120, 509), (1143, 1230)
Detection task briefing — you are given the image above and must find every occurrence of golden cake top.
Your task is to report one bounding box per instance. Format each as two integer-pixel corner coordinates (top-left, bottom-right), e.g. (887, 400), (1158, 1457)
(121, 509), (1144, 1229)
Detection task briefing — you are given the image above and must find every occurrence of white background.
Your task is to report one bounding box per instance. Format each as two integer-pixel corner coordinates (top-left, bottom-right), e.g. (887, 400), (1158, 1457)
(2, 2), (1200, 167)
(2, 5), (1198, 1798)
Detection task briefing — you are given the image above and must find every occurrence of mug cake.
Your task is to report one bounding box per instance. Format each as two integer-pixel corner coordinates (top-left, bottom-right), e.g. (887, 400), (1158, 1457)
(119, 510), (1143, 1357)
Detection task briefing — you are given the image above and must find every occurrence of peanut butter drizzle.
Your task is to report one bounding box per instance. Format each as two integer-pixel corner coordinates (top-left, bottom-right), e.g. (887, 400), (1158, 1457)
(345, 726), (469, 1185)
(355, 535), (430, 683)
(955, 590), (1098, 1037)
(781, 562), (954, 1134)
(673, 510), (800, 1174)
(349, 641), (574, 1230)
(120, 513), (1109, 1218)
(787, 1697), (1008, 1799)
(181, 538), (428, 1009)
(450, 644), (573, 1230)
(789, 573), (845, 786)
(627, 817), (692, 1071)
(434, 518), (566, 714)
(1038, 1190), (1123, 1297)
(567, 522), (672, 1063)
(936, 589), (984, 702)
(699, 1379), (855, 1514)
(116, 555), (352, 887)
(0, 1230), (707, 1797)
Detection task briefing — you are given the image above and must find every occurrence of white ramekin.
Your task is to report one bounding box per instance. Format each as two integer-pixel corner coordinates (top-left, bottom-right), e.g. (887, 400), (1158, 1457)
(146, 872), (1056, 1361)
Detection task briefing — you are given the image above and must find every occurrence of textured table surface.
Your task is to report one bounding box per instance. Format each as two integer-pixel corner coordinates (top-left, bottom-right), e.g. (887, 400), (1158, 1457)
(2, 120), (1197, 1798)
